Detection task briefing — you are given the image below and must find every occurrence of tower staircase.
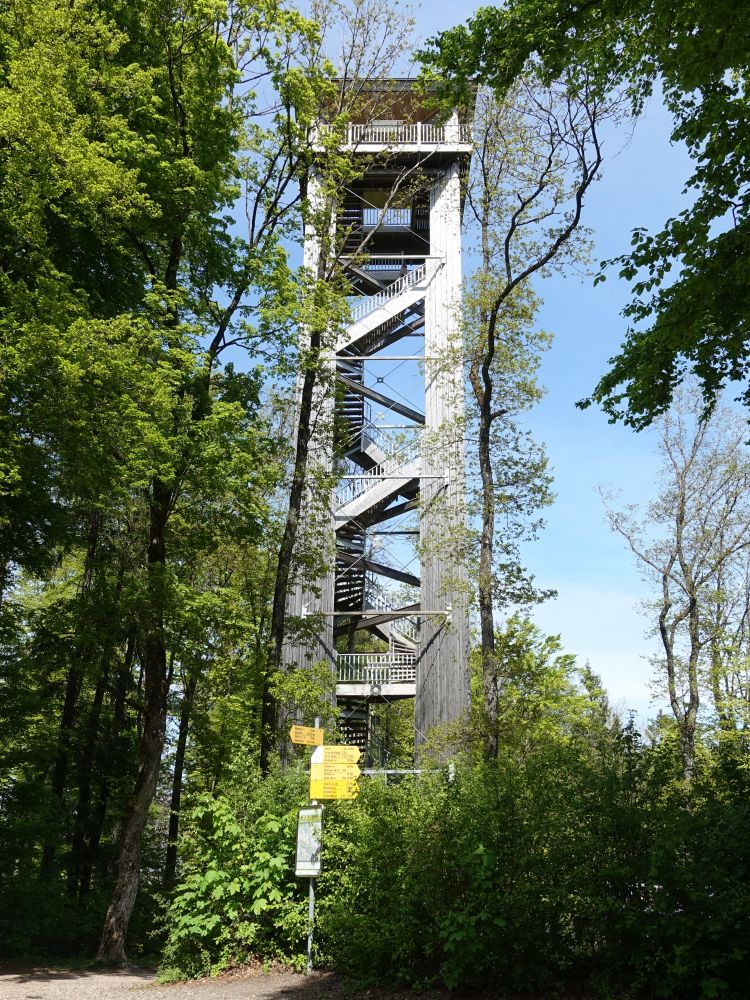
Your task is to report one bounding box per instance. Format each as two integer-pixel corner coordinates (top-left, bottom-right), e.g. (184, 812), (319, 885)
(332, 266), (432, 703)
(336, 260), (438, 354)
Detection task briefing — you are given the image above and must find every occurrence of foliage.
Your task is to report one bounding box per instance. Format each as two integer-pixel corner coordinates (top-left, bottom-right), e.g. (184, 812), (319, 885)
(420, 0), (750, 427)
(0, 0), (319, 961)
(160, 763), (309, 980)
(603, 394), (750, 783)
(143, 610), (750, 998)
(314, 739), (750, 999)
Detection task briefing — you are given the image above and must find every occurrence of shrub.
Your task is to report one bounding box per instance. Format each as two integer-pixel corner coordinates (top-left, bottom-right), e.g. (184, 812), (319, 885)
(160, 765), (308, 979)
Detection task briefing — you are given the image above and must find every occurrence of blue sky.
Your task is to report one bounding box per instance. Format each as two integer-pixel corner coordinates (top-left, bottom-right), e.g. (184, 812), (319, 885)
(411, 1), (695, 721)
(524, 100), (693, 722)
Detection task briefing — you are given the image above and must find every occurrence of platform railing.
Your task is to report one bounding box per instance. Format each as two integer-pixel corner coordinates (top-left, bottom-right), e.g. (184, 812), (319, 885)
(337, 652), (417, 685)
(362, 207), (411, 229)
(319, 122), (472, 147)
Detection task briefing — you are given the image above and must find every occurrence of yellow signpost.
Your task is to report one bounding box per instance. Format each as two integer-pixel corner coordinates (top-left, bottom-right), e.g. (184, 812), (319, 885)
(310, 762), (360, 781)
(309, 745), (361, 799)
(309, 779), (359, 800)
(290, 724), (325, 746)
(314, 745), (360, 763)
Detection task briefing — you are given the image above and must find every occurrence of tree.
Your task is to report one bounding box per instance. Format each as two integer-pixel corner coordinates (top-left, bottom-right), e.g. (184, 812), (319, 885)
(603, 395), (750, 784)
(0, 0), (330, 962)
(459, 79), (618, 757)
(92, 0), (334, 958)
(419, 1), (750, 428)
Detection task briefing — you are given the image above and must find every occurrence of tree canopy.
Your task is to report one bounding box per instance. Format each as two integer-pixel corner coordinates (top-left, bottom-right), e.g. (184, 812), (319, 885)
(420, 1), (750, 427)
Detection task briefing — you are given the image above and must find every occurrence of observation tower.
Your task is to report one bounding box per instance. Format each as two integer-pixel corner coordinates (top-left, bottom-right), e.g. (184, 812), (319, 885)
(288, 80), (473, 755)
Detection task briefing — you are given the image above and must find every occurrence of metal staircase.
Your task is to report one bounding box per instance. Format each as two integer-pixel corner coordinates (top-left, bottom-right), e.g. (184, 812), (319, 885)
(336, 261), (438, 354)
(333, 261), (433, 703)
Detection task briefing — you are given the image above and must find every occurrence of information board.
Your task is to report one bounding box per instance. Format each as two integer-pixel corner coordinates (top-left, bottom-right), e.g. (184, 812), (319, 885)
(295, 807), (323, 877)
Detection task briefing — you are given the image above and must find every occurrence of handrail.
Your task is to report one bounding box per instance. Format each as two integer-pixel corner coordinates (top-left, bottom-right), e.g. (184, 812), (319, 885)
(318, 122), (473, 147)
(335, 447), (420, 508)
(365, 580), (419, 642)
(349, 259), (440, 325)
(361, 418), (420, 459)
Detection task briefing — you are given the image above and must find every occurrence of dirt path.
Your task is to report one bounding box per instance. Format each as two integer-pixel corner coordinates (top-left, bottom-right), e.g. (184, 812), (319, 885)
(0, 966), (474, 1000)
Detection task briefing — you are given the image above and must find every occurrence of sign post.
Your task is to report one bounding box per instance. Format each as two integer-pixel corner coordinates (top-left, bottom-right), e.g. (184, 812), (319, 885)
(295, 804), (322, 975)
(307, 878), (315, 977)
(309, 745), (361, 800)
(290, 717), (362, 974)
(296, 717), (323, 974)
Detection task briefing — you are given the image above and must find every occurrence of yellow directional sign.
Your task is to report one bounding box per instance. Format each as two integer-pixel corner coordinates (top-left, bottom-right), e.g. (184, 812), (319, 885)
(311, 762), (361, 782)
(290, 725), (324, 746)
(308, 745), (361, 799)
(312, 745), (361, 763)
(309, 779), (359, 800)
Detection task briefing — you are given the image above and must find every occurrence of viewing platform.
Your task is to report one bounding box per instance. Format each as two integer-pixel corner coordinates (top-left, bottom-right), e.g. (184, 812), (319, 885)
(336, 652), (416, 699)
(317, 120), (472, 155)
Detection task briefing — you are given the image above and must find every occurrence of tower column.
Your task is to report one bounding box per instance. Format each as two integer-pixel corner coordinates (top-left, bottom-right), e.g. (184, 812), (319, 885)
(416, 159), (470, 742)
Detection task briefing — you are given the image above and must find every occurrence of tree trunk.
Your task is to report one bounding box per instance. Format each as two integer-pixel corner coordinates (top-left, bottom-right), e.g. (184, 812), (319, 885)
(470, 297), (500, 760)
(478, 413), (499, 757)
(97, 483), (171, 964)
(163, 669), (197, 888)
(39, 656), (86, 878)
(79, 630), (135, 898)
(68, 657), (109, 897)
(40, 513), (101, 878)
(262, 331), (322, 772)
(69, 572), (125, 897)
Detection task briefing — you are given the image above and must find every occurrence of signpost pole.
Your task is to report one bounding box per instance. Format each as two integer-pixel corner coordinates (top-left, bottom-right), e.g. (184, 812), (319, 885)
(307, 876), (315, 975)
(307, 715), (321, 976)
(295, 716), (362, 975)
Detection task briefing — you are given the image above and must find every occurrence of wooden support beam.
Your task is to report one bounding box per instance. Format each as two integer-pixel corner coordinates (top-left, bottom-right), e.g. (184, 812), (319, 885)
(334, 603), (421, 636)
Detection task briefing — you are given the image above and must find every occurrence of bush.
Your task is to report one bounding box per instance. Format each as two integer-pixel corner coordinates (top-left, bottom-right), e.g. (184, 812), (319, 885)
(160, 738), (750, 998)
(160, 764), (309, 979)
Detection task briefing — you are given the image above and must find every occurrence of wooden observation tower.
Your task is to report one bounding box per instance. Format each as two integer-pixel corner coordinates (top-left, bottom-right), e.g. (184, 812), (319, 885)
(288, 79), (473, 757)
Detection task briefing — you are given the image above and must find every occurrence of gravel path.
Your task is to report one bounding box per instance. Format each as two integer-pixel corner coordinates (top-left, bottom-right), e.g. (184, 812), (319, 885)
(0, 966), (469, 1000)
(0, 967), (336, 1000)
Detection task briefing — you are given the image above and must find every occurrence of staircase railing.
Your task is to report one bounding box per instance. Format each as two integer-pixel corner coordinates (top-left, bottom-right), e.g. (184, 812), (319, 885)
(349, 260), (439, 325)
(365, 580), (419, 642)
(361, 418), (420, 460)
(335, 444), (420, 508)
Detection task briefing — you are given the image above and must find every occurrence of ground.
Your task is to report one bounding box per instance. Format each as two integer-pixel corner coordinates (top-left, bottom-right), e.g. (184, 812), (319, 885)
(0, 965), (500, 1000)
